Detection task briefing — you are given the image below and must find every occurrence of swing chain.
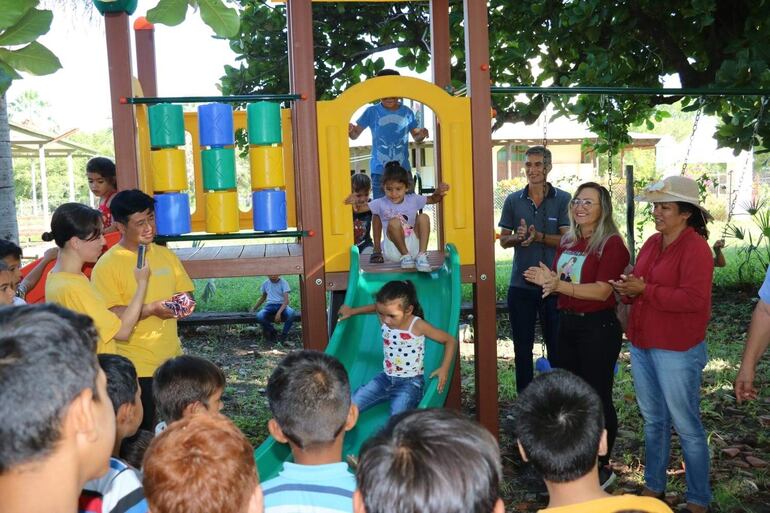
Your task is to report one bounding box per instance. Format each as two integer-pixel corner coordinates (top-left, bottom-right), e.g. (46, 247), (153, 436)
(602, 95), (614, 197)
(542, 95), (551, 149)
(681, 97), (705, 176)
(722, 95), (768, 237)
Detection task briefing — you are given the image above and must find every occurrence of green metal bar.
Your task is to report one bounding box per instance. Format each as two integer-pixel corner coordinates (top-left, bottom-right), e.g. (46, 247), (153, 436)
(155, 230), (309, 243)
(490, 86), (770, 97)
(122, 94), (302, 105)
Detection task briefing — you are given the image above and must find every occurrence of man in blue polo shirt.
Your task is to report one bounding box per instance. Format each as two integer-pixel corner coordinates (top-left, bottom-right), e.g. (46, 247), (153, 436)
(498, 146), (571, 392)
(735, 265), (770, 403)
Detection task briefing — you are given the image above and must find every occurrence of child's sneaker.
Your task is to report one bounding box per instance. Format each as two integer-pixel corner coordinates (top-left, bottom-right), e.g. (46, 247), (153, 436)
(415, 252), (431, 272)
(400, 254), (415, 269)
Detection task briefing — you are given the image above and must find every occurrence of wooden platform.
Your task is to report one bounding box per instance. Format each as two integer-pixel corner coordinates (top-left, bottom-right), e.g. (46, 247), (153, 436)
(174, 244), (476, 287)
(174, 243), (303, 278)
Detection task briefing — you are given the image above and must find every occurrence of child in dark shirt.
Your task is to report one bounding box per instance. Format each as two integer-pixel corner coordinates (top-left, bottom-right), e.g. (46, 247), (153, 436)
(347, 173), (374, 255)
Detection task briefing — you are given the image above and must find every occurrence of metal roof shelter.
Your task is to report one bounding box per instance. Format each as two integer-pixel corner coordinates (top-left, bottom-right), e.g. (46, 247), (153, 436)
(9, 123), (100, 219)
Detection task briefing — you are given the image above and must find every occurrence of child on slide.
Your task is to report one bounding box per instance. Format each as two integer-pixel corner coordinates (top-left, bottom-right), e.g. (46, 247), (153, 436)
(346, 161), (448, 272)
(338, 280), (457, 416)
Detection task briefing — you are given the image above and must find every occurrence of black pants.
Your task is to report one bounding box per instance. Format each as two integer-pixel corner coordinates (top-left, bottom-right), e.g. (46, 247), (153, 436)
(138, 377), (157, 432)
(553, 308), (623, 466)
(507, 286), (560, 393)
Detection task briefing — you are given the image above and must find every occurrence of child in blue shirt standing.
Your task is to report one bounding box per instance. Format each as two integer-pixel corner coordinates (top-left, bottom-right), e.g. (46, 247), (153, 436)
(348, 69), (428, 200)
(251, 275), (296, 342)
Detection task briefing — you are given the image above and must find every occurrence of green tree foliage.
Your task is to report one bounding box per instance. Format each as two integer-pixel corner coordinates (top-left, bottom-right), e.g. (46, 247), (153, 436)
(0, 0), (61, 94)
(146, 0), (240, 38)
(222, 0), (769, 154)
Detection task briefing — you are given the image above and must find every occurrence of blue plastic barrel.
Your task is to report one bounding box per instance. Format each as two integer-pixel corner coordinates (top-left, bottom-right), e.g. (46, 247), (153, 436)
(155, 192), (192, 235)
(252, 189), (287, 232)
(198, 103), (234, 148)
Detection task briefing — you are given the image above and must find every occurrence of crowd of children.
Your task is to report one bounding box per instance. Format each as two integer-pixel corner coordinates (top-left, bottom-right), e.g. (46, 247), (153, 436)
(0, 302), (677, 513)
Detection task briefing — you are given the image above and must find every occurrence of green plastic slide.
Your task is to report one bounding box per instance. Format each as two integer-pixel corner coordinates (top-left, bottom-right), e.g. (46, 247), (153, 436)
(254, 244), (462, 481)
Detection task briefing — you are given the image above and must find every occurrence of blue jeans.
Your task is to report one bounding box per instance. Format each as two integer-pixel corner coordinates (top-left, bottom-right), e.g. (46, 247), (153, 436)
(371, 173), (383, 200)
(630, 342), (711, 507)
(255, 303), (296, 336)
(507, 286), (559, 392)
(352, 372), (424, 415)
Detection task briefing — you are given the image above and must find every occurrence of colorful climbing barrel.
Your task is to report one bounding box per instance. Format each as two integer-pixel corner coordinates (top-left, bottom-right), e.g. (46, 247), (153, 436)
(198, 103), (239, 233)
(247, 101), (287, 231)
(148, 103), (191, 235)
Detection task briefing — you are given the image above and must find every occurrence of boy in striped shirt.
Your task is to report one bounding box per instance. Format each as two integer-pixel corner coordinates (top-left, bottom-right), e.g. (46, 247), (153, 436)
(79, 355), (148, 513)
(262, 351), (359, 513)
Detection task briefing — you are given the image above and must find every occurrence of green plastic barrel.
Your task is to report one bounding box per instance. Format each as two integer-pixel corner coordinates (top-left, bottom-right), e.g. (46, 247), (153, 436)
(202, 148), (237, 191)
(149, 104), (185, 148)
(247, 102), (282, 145)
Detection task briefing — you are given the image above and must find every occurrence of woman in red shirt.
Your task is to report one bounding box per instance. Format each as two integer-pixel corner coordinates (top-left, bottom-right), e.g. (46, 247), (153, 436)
(524, 182), (629, 489)
(611, 176), (713, 513)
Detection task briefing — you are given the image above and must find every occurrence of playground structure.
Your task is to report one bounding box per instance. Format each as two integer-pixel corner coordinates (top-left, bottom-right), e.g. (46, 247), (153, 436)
(99, 0), (500, 435)
(256, 244), (461, 480)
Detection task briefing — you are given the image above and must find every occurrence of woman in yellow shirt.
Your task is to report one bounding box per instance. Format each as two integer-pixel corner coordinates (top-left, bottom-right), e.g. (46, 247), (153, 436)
(44, 203), (150, 353)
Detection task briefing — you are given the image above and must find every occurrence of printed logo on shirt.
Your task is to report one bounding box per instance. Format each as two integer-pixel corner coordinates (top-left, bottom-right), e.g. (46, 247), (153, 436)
(556, 252), (586, 284)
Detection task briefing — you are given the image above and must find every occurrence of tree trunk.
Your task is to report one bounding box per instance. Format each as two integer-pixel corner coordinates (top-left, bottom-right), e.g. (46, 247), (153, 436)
(0, 93), (20, 244)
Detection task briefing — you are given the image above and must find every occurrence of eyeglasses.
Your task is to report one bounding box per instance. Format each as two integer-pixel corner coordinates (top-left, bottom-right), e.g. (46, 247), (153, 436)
(570, 199), (596, 208)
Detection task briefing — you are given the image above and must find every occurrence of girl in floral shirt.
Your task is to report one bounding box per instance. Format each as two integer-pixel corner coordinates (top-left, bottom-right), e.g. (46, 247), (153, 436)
(338, 280), (457, 415)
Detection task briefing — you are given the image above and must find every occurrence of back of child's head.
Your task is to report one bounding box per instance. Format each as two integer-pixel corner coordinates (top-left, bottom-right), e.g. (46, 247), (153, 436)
(351, 173), (371, 193)
(86, 157), (117, 185)
(110, 189), (156, 225)
(143, 414), (261, 513)
(41, 202), (103, 248)
(266, 350), (351, 450)
(152, 355), (226, 423)
(0, 239), (22, 261)
(98, 354), (139, 413)
(512, 370), (604, 483)
(120, 429), (154, 469)
(375, 280), (424, 318)
(0, 304), (100, 472)
(376, 69), (400, 77)
(356, 408), (502, 513)
(381, 161), (413, 190)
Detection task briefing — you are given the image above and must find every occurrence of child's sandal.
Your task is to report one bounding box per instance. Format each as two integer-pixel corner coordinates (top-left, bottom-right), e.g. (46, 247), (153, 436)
(369, 251), (384, 264)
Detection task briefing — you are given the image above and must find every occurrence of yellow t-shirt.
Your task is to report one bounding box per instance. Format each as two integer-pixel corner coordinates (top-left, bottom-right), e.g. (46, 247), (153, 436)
(539, 495), (672, 513)
(45, 271), (120, 354)
(91, 243), (194, 377)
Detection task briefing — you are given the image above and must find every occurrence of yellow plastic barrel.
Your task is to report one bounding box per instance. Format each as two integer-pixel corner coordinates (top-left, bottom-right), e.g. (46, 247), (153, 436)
(249, 145), (285, 190)
(205, 190), (239, 233)
(151, 148), (187, 193)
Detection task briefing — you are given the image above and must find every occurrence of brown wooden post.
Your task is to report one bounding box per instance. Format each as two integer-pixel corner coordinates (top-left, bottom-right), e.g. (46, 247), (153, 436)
(286, 0), (328, 350)
(430, 0), (462, 411)
(464, 0), (499, 435)
(134, 17), (158, 98)
(104, 12), (139, 190)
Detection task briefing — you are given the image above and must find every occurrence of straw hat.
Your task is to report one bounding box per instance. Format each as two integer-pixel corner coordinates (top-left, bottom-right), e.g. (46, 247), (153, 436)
(635, 175), (713, 221)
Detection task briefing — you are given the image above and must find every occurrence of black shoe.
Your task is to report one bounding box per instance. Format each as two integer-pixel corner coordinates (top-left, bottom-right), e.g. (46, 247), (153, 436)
(599, 465), (617, 490)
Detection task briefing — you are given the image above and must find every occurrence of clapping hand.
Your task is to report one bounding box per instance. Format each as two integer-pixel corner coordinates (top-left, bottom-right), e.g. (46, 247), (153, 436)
(609, 274), (645, 297)
(516, 218), (536, 247)
(524, 262), (559, 298)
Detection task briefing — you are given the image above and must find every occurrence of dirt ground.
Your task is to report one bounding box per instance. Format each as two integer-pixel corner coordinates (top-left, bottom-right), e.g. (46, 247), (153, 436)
(182, 286), (770, 513)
